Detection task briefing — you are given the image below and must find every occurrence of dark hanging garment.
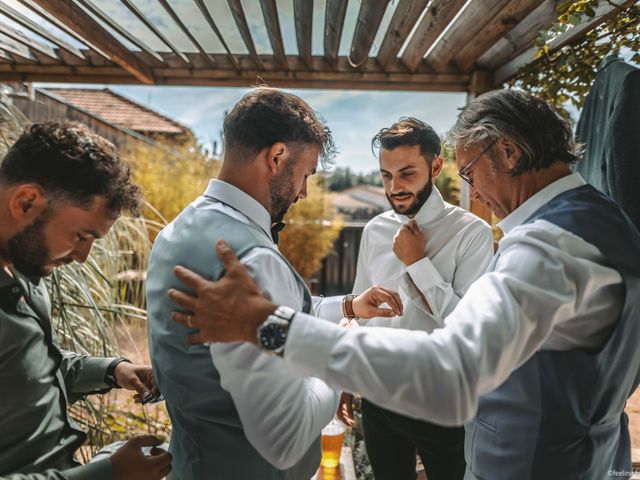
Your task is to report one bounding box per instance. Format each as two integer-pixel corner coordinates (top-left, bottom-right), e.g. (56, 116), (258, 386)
(576, 55), (640, 232)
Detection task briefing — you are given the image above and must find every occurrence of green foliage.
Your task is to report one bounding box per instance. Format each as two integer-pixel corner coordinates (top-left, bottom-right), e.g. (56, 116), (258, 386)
(511, 1), (640, 116)
(279, 175), (344, 278)
(0, 91), (30, 157)
(123, 139), (221, 233)
(326, 167), (383, 191)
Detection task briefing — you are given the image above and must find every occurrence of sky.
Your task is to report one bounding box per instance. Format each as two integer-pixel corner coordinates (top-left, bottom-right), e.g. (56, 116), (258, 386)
(104, 85), (466, 174)
(33, 83), (467, 174)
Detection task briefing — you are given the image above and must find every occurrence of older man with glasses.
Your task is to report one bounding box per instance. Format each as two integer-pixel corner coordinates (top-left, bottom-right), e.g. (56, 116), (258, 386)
(168, 89), (640, 480)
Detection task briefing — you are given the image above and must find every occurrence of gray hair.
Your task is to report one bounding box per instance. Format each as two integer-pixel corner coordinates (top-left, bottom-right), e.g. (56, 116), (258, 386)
(447, 89), (581, 176)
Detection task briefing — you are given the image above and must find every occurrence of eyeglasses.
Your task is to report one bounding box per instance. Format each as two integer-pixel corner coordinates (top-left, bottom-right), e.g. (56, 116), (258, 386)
(457, 141), (496, 186)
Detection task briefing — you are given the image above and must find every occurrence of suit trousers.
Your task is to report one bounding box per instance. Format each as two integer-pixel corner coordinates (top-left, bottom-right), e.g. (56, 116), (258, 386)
(362, 399), (465, 480)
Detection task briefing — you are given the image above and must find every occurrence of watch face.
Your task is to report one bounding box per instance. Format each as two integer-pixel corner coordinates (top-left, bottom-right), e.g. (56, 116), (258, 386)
(260, 322), (287, 351)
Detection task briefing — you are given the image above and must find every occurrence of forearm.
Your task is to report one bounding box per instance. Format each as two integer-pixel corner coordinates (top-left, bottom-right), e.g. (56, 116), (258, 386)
(312, 295), (344, 323)
(60, 351), (115, 401)
(213, 343), (338, 469)
(284, 247), (575, 426)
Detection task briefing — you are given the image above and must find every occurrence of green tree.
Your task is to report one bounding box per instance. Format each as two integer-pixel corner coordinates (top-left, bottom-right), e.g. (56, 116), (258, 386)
(279, 175), (344, 278)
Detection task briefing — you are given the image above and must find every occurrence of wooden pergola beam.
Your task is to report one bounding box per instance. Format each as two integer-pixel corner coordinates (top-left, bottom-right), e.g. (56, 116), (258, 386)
(19, 0), (110, 59)
(259, 0), (288, 69)
(0, 59), (470, 91)
(194, 0), (240, 71)
(452, 0), (546, 72)
(0, 34), (37, 63)
(349, 0), (391, 67)
(376, 0), (428, 71)
(0, 2), (85, 59)
(293, 0), (313, 69)
(475, 0), (557, 70)
(400, 0), (466, 72)
(28, 0), (155, 84)
(426, 0), (513, 72)
(324, 0), (348, 67)
(226, 0), (263, 69)
(75, 0), (164, 64)
(0, 20), (59, 60)
(158, 0), (215, 66)
(119, 0), (189, 65)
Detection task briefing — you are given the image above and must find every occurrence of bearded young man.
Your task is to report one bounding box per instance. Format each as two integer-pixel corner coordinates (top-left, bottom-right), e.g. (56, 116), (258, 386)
(146, 87), (402, 480)
(338, 118), (493, 480)
(0, 122), (172, 480)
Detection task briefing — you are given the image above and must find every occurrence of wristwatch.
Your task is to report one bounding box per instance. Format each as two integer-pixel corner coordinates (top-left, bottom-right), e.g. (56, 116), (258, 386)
(257, 305), (296, 354)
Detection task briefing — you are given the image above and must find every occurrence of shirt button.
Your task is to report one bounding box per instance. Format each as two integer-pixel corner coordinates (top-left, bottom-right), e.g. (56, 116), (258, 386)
(11, 287), (19, 294)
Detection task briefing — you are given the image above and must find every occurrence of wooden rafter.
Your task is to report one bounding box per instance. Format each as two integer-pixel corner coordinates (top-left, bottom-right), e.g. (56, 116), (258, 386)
(0, 20), (59, 60)
(193, 0), (240, 70)
(475, 0), (558, 70)
(401, 0), (466, 72)
(119, 0), (190, 64)
(75, 0), (164, 63)
(349, 0), (391, 67)
(0, 33), (37, 62)
(259, 0), (288, 69)
(19, 0), (109, 59)
(376, 0), (428, 71)
(226, 0), (263, 69)
(324, 0), (348, 66)
(157, 0), (214, 66)
(293, 0), (313, 69)
(29, 0), (155, 84)
(0, 2), (85, 59)
(452, 0), (546, 72)
(425, 0), (516, 72)
(0, 0), (617, 93)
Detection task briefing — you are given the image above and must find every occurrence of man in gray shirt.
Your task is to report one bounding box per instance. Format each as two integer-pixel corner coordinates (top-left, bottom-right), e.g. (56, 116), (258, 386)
(0, 122), (172, 480)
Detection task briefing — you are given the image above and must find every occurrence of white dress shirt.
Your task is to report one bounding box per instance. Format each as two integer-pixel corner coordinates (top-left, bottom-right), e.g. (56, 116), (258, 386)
(283, 173), (624, 426)
(354, 187), (493, 330)
(205, 180), (339, 470)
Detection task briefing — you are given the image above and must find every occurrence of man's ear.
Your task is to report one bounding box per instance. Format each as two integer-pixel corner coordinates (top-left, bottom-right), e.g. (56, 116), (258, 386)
(431, 155), (444, 179)
(266, 142), (287, 174)
(9, 184), (48, 223)
(497, 138), (521, 171)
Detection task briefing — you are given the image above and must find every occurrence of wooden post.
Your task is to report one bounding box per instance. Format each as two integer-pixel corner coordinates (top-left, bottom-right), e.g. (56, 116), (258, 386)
(462, 70), (494, 224)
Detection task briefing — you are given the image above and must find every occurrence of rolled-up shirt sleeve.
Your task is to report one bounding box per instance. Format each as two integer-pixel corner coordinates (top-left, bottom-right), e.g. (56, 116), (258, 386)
(283, 224), (621, 426)
(211, 248), (339, 470)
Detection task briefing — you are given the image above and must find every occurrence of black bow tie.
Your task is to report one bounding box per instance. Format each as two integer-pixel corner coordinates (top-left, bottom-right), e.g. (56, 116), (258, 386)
(271, 221), (286, 244)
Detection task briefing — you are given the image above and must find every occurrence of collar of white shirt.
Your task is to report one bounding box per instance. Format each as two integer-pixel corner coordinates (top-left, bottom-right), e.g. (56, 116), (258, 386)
(390, 186), (446, 225)
(204, 179), (274, 242)
(498, 172), (587, 234)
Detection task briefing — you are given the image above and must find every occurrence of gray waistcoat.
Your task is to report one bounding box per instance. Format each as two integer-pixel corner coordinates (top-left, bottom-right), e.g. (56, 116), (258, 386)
(147, 196), (317, 480)
(465, 185), (640, 480)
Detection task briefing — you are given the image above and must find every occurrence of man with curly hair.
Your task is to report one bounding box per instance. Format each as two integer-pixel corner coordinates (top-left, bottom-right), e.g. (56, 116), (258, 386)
(0, 122), (171, 480)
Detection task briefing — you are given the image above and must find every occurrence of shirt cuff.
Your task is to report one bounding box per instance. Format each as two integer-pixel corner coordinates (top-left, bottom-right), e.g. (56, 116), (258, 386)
(77, 357), (118, 393)
(65, 458), (113, 480)
(284, 313), (342, 378)
(406, 256), (444, 291)
(313, 295), (344, 323)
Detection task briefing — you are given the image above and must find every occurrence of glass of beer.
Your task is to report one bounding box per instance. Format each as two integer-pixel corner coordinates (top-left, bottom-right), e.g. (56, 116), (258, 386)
(321, 417), (346, 469)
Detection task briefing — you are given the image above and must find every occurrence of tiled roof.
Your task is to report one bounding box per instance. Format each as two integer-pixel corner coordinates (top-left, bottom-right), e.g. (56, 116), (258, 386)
(43, 88), (190, 135)
(333, 185), (390, 211)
